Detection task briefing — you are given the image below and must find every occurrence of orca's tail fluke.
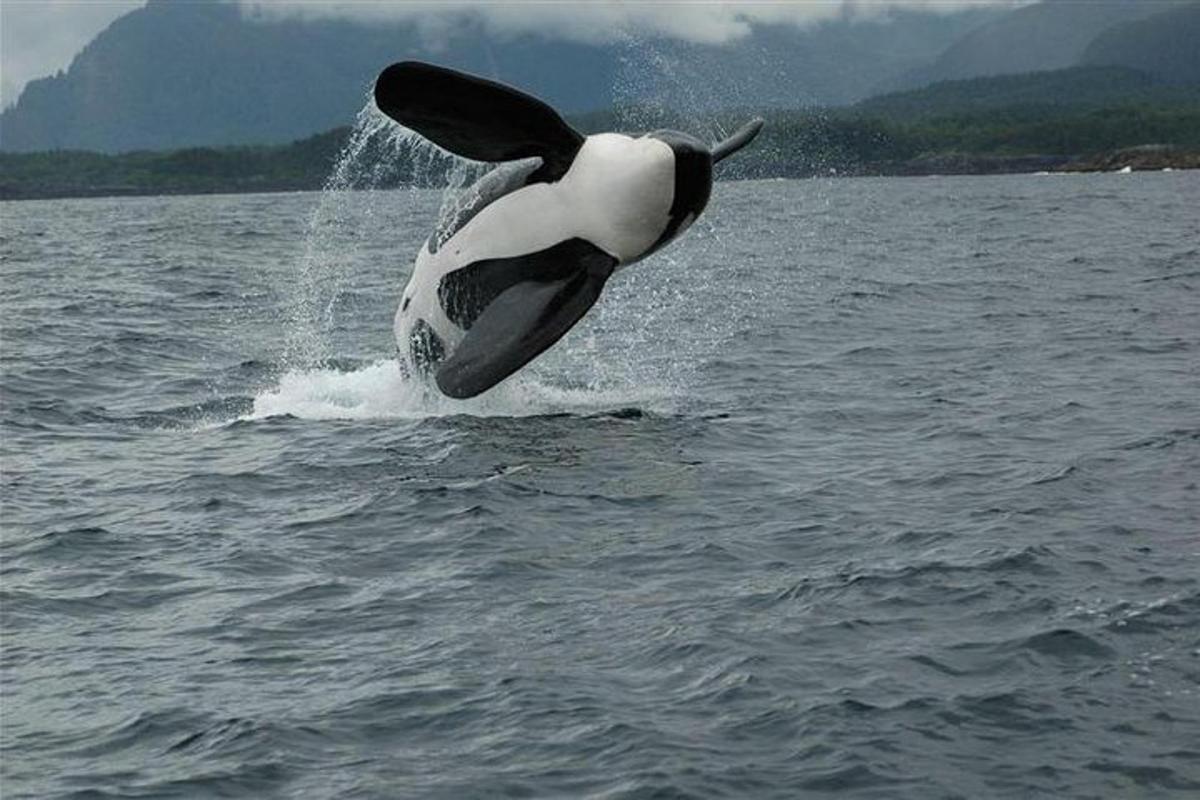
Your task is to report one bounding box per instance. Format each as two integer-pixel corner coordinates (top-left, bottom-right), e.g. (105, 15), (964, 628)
(712, 118), (765, 164)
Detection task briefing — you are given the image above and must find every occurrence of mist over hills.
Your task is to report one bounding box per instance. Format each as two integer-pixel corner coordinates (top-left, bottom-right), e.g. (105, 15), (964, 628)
(1081, 2), (1200, 85)
(895, 0), (1169, 89)
(6, 55), (1200, 201)
(1, 0), (1198, 155)
(2, 0), (1000, 152)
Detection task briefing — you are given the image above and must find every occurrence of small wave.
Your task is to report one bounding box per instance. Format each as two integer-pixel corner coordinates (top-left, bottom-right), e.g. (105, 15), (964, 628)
(7, 525), (131, 561)
(3, 583), (202, 622)
(798, 764), (905, 791)
(240, 359), (677, 422)
(1102, 591), (1199, 635)
(949, 691), (1073, 733)
(134, 396), (255, 429)
(1139, 269), (1200, 284)
(1017, 628), (1114, 660)
(1087, 760), (1200, 791)
(1119, 427), (1200, 451)
(842, 545), (1060, 589)
(1029, 463), (1077, 486)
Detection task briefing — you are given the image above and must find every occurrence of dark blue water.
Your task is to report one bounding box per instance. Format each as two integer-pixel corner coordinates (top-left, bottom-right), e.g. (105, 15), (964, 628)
(2, 172), (1198, 798)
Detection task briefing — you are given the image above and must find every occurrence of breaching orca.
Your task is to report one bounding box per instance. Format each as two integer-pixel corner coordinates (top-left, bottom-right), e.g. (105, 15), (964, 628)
(374, 61), (763, 398)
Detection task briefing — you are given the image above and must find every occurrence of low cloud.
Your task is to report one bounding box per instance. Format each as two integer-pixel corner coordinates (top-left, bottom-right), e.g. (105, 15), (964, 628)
(240, 1), (1017, 46)
(2, 1), (1021, 109)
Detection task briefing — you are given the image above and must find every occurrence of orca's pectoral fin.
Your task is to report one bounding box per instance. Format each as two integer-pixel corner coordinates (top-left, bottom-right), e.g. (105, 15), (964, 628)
(374, 61), (584, 180)
(712, 118), (765, 164)
(435, 257), (616, 399)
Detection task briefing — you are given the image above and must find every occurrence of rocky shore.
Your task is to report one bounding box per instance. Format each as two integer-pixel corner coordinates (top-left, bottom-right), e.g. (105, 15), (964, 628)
(1053, 144), (1200, 173)
(865, 145), (1198, 178)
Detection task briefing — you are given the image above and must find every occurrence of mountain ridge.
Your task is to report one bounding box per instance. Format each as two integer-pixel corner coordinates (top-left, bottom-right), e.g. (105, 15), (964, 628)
(1, 1), (999, 153)
(895, 0), (1171, 90)
(4, 1), (1199, 155)
(5, 62), (1199, 200)
(1080, 2), (1200, 84)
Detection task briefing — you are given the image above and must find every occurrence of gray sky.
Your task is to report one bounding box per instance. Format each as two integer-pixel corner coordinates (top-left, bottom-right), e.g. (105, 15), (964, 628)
(1, 0), (1017, 110)
(1, 0), (143, 108)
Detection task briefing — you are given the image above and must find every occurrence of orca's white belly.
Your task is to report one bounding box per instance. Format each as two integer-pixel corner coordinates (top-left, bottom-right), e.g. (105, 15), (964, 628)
(395, 133), (675, 360)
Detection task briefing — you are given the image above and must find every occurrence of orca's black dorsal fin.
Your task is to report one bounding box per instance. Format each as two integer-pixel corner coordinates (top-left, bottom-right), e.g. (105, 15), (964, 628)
(712, 118), (764, 165)
(374, 61), (584, 182)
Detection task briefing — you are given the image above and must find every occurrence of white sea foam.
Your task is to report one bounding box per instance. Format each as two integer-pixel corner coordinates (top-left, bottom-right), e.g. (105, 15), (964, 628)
(243, 360), (677, 421)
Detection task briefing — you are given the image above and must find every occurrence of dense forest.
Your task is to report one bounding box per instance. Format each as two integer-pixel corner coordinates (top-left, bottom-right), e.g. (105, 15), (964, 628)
(3, 67), (1199, 200)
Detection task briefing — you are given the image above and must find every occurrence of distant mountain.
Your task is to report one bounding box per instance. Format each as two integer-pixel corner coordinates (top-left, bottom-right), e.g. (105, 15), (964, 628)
(856, 65), (1200, 120)
(1081, 2), (1200, 84)
(0, 0), (1000, 153)
(8, 90), (1200, 200)
(897, 0), (1171, 90)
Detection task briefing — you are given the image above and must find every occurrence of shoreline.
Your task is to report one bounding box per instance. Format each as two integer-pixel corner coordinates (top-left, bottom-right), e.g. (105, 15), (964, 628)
(1, 149), (1194, 202)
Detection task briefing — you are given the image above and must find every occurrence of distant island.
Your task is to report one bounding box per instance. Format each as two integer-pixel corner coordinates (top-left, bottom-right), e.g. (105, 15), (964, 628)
(3, 65), (1198, 201)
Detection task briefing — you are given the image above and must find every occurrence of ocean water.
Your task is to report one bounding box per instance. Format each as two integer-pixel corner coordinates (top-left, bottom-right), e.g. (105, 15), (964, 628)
(2, 172), (1198, 798)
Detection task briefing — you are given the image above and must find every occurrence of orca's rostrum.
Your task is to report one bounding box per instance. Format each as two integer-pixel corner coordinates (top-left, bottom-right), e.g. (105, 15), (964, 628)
(374, 61), (763, 399)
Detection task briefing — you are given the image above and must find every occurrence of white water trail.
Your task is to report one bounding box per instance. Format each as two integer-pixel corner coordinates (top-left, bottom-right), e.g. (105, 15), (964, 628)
(244, 359), (677, 421)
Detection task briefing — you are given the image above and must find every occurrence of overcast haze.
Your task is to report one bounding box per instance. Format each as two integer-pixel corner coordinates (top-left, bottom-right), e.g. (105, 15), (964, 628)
(243, 1), (1010, 45)
(2, 0), (1021, 109)
(0, 0), (143, 108)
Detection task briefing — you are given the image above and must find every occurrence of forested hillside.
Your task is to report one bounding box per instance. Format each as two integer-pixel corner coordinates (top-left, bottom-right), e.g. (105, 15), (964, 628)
(5, 95), (1198, 199)
(855, 66), (1200, 119)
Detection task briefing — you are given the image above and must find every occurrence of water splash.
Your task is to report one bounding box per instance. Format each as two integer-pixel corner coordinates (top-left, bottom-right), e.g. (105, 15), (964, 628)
(610, 33), (744, 145)
(255, 60), (768, 422)
(281, 100), (487, 370)
(243, 359), (678, 422)
(265, 97), (680, 422)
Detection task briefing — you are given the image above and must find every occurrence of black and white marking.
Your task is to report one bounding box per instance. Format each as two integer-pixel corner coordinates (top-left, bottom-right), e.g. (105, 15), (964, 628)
(374, 62), (763, 398)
